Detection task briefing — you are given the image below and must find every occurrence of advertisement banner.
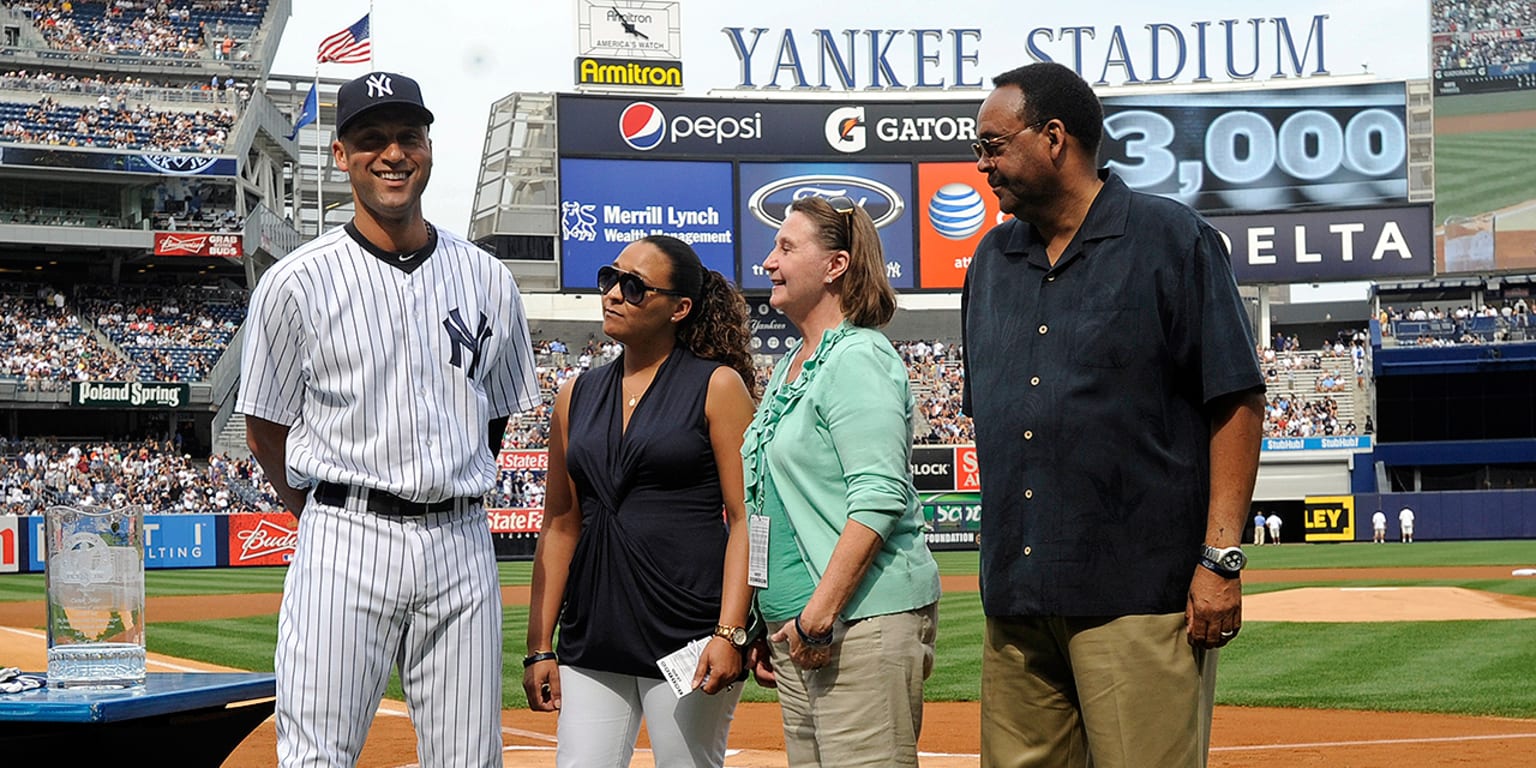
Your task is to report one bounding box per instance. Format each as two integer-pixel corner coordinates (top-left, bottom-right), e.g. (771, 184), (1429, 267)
(1100, 82), (1409, 215)
(746, 298), (800, 354)
(956, 446), (980, 492)
(910, 446), (958, 492)
(1263, 436), (1374, 451)
(153, 232), (243, 257)
(1210, 205), (1433, 284)
(227, 512), (298, 567)
(497, 449), (550, 472)
(559, 158), (735, 289)
(487, 508), (544, 534)
(143, 514), (218, 569)
(71, 381), (190, 408)
(0, 516), (17, 574)
(0, 146), (238, 176)
(917, 163), (1005, 289)
(920, 492), (981, 551)
(1303, 495), (1356, 542)
(25, 516), (43, 573)
(557, 95), (985, 160)
(737, 161), (915, 290)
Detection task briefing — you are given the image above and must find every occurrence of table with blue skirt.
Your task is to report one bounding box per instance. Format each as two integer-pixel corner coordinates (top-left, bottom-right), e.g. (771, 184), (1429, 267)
(0, 672), (276, 766)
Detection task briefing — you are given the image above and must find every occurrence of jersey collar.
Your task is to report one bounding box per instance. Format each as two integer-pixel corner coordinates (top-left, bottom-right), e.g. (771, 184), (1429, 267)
(345, 220), (439, 274)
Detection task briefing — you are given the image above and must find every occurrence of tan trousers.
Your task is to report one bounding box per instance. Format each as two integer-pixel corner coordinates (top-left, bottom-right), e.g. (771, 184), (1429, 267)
(767, 603), (939, 768)
(981, 613), (1217, 768)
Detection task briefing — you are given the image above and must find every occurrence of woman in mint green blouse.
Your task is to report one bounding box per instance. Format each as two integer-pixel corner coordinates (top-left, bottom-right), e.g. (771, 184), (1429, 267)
(741, 195), (941, 768)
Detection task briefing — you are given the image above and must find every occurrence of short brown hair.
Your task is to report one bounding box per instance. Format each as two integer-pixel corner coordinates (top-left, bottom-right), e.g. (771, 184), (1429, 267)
(787, 197), (896, 328)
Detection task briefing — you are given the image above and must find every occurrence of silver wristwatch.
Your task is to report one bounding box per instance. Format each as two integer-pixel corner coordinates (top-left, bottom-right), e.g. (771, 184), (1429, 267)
(1198, 544), (1246, 578)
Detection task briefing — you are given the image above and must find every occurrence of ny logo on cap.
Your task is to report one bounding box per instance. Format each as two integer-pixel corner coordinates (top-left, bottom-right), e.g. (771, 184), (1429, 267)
(366, 74), (393, 98)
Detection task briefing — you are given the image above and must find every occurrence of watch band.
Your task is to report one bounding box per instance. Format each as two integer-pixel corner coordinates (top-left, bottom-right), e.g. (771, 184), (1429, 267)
(522, 650), (558, 668)
(794, 615), (834, 647)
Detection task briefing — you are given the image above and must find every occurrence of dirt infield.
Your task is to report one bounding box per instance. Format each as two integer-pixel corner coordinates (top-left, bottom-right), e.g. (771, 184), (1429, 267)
(1434, 109), (1536, 135)
(5, 567), (1536, 767)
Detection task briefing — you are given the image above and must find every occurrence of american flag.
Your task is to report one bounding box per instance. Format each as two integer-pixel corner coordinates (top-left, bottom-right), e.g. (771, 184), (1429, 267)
(317, 14), (371, 64)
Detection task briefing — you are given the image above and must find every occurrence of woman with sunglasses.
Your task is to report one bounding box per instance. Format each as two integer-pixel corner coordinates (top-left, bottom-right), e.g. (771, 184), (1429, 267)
(742, 197), (942, 767)
(524, 234), (757, 767)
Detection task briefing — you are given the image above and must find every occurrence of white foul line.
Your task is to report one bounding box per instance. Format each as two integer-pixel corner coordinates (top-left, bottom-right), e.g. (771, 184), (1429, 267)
(1212, 732), (1536, 752)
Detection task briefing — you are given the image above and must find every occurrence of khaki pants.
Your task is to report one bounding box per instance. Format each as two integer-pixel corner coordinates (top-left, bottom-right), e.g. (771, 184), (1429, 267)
(767, 603), (938, 768)
(981, 613), (1217, 768)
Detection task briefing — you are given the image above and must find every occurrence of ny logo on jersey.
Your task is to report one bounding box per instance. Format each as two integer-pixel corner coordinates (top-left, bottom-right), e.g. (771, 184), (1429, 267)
(443, 308), (492, 377)
(366, 74), (393, 98)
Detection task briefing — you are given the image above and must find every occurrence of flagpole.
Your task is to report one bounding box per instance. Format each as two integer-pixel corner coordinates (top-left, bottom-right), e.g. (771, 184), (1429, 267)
(313, 67), (323, 236)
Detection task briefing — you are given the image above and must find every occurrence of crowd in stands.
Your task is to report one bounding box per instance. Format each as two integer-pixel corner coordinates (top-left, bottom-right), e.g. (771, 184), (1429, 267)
(8, 0), (266, 60)
(0, 284), (135, 388)
(77, 284), (245, 381)
(1384, 301), (1532, 345)
(0, 282), (243, 386)
(1432, 0), (1536, 68)
(0, 438), (282, 515)
(1263, 393), (1357, 439)
(1, 94), (235, 152)
(0, 69), (251, 105)
(896, 339), (974, 445)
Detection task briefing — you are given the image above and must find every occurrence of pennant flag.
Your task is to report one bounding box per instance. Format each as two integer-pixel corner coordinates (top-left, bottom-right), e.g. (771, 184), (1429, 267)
(286, 83), (318, 140)
(317, 14), (371, 64)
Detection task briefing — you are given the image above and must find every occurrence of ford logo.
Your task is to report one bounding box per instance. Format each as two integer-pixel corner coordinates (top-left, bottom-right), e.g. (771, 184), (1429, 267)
(747, 175), (905, 229)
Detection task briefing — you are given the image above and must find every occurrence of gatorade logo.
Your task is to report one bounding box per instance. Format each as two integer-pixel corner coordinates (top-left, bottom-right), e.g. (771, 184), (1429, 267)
(619, 102), (666, 151)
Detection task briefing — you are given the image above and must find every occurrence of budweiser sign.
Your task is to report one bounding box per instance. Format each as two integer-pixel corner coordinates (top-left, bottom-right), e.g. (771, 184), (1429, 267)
(154, 232), (242, 257)
(497, 450), (549, 472)
(487, 507), (544, 534)
(228, 513), (298, 566)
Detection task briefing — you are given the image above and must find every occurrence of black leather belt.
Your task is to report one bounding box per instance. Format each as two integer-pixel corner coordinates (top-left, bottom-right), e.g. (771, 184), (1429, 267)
(314, 481), (471, 516)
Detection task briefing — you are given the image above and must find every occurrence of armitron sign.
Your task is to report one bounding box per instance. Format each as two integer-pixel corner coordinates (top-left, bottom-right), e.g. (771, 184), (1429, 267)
(154, 232), (242, 257)
(577, 56), (683, 88)
(72, 381), (189, 408)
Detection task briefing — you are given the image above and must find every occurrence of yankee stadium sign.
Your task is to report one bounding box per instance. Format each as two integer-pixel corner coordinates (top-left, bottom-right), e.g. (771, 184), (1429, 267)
(71, 381), (190, 408)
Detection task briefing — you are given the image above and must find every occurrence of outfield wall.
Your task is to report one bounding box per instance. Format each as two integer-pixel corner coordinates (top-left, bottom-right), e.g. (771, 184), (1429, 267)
(1300, 490), (1536, 542)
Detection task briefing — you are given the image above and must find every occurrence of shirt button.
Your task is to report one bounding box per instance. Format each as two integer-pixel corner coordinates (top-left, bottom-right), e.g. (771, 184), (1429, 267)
(1024, 430), (1033, 440)
(1038, 324), (1048, 335)
(1030, 376), (1040, 386)
(1024, 546), (1033, 556)
(1025, 489), (1034, 499)
(1046, 275), (1057, 282)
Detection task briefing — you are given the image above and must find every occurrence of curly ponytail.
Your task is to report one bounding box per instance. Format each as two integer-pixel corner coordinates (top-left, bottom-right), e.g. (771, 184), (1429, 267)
(641, 235), (759, 400)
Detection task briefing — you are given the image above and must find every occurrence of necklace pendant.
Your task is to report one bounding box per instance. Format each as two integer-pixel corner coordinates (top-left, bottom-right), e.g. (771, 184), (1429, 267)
(627, 395), (638, 408)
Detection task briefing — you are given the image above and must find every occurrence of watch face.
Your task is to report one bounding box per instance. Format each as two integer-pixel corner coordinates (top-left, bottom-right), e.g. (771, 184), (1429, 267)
(1221, 550), (1247, 571)
(730, 627), (748, 646)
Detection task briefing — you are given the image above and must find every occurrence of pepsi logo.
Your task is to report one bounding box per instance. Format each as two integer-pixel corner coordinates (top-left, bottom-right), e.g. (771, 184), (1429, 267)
(747, 175), (905, 229)
(928, 183), (987, 240)
(618, 102), (665, 151)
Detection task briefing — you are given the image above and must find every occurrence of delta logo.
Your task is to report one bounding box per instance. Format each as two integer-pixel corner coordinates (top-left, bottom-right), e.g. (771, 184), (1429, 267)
(618, 102), (666, 151)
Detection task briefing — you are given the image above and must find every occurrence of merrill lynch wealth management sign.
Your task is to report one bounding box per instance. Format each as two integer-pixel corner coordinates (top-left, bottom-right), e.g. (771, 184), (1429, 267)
(72, 381), (190, 408)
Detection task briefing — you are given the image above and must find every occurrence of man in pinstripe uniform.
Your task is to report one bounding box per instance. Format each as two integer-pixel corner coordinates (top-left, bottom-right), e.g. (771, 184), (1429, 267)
(237, 71), (539, 767)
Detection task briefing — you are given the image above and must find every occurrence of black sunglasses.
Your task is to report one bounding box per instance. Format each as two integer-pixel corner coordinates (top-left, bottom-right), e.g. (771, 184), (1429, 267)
(597, 265), (687, 305)
(824, 195), (858, 249)
(971, 119), (1050, 160)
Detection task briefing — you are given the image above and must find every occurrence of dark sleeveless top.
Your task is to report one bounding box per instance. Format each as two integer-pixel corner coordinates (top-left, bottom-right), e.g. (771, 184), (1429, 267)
(557, 347), (728, 678)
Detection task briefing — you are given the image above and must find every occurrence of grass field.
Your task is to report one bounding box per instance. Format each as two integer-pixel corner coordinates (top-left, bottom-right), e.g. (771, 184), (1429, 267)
(4, 542), (1536, 715)
(1434, 91), (1536, 119)
(1433, 130), (1536, 223)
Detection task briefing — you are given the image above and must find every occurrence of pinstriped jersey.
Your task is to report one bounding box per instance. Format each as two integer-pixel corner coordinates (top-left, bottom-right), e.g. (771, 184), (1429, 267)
(236, 224), (540, 503)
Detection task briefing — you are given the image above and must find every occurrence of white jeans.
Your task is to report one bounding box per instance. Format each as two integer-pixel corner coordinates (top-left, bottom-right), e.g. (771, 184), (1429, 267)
(555, 664), (742, 768)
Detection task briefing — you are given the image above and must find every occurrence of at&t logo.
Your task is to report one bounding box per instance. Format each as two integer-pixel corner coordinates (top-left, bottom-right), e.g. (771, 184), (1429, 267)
(928, 183), (986, 240)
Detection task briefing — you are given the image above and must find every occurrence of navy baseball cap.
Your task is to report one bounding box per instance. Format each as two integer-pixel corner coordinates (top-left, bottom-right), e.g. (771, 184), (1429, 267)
(335, 71), (435, 135)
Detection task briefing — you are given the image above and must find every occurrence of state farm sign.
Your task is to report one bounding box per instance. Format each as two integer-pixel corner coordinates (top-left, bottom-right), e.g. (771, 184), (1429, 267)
(497, 450), (549, 471)
(154, 232), (243, 257)
(487, 507), (544, 534)
(227, 513), (297, 566)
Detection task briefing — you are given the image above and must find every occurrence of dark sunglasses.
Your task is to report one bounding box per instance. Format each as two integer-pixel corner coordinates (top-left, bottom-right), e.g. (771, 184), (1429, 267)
(597, 265), (687, 305)
(824, 195), (858, 249)
(971, 119), (1050, 160)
